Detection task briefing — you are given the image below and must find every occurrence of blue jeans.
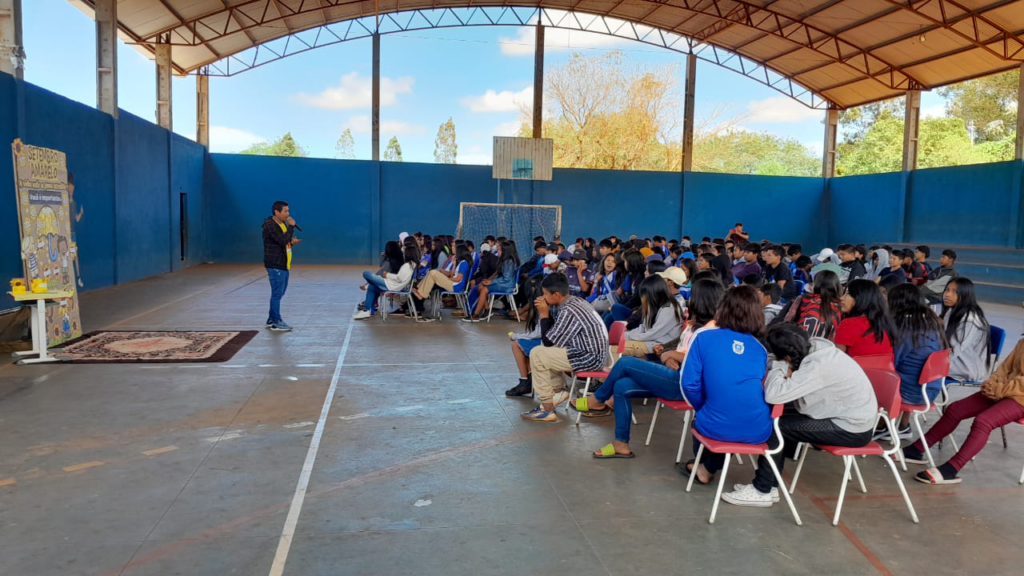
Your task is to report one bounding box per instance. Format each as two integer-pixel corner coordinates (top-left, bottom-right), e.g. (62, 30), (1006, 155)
(363, 270), (389, 313)
(593, 356), (683, 444)
(267, 268), (289, 324)
(602, 303), (633, 329)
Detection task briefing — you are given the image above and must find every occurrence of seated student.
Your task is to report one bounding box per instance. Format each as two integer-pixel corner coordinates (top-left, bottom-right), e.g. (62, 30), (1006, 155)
(787, 244), (803, 269)
(574, 279), (724, 458)
(920, 249), (958, 303)
(854, 244), (869, 275)
(900, 249), (915, 281)
(941, 277), (992, 383)
(792, 255), (813, 284)
(521, 273), (609, 423)
(602, 250), (646, 328)
(835, 279), (895, 358)
(354, 244), (419, 320)
(837, 244), (866, 284)
(358, 240), (404, 308)
(411, 244), (472, 301)
(762, 245), (797, 302)
(668, 245), (684, 268)
(505, 277), (558, 397)
(811, 248), (842, 278)
(886, 283), (949, 438)
(464, 241), (520, 322)
(732, 243), (762, 280)
(565, 249), (594, 298)
(742, 274), (764, 288)
(697, 253), (714, 272)
(873, 249), (905, 284)
(879, 272), (906, 297)
(722, 324), (878, 507)
(913, 245), (933, 283)
(774, 270), (843, 340)
(521, 241), (550, 279)
(761, 283), (783, 324)
(904, 336), (1024, 485)
(678, 258), (698, 290)
(587, 253), (622, 312)
(619, 275), (686, 358)
(657, 266), (689, 310)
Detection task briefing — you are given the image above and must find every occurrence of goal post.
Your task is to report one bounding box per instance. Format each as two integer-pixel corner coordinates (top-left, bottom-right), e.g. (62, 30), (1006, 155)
(456, 202), (562, 260)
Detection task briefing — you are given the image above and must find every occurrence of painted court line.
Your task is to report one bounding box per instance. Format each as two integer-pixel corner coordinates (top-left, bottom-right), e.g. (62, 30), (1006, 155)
(63, 461), (104, 473)
(142, 446), (179, 456)
(268, 309), (356, 576)
(283, 421), (315, 429)
(0, 478), (16, 487)
(338, 413), (369, 420)
(448, 398), (472, 404)
(395, 405), (424, 412)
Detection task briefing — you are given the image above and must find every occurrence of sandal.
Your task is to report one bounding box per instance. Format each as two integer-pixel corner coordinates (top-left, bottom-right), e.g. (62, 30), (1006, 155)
(570, 397), (611, 417)
(593, 443), (635, 459)
(677, 459), (711, 485)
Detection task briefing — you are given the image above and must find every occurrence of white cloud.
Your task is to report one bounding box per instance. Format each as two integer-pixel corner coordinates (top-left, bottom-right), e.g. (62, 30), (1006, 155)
(921, 103), (946, 119)
(344, 115), (426, 135)
(494, 121), (523, 136)
(293, 72), (414, 109)
(209, 125), (265, 153)
(745, 96), (823, 123)
(499, 25), (627, 56)
(461, 87), (533, 113)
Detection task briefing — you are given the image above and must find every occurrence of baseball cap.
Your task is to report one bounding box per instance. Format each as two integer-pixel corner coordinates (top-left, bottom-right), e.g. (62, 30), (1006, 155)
(657, 267), (688, 286)
(398, 232), (409, 243)
(646, 253), (664, 263)
(479, 242), (492, 253)
(542, 253), (561, 268)
(815, 248), (834, 262)
(571, 248), (589, 262)
(557, 249), (574, 262)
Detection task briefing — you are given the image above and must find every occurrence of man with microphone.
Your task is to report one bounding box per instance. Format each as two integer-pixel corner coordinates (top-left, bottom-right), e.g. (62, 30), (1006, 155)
(263, 200), (301, 331)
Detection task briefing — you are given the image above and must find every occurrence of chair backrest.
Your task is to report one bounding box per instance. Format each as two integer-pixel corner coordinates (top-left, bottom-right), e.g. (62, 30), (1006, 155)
(770, 402), (784, 419)
(609, 321), (628, 354)
(864, 367), (903, 420)
(990, 325), (1006, 358)
(918, 349), (951, 385)
(854, 354), (895, 373)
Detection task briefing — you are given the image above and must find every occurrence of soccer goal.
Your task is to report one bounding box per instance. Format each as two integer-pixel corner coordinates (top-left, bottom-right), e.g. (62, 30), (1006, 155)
(456, 202), (562, 259)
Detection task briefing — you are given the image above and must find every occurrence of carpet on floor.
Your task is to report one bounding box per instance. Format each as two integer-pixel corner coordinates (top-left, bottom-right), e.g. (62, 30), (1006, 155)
(54, 330), (258, 363)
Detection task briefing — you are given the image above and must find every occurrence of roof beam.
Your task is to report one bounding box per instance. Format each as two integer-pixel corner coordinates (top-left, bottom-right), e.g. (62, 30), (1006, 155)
(220, 0), (261, 45)
(154, 0), (222, 59)
(879, 0), (1024, 61)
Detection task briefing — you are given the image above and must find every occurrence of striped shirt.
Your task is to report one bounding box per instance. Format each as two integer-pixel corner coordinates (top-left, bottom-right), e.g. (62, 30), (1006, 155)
(546, 296), (609, 372)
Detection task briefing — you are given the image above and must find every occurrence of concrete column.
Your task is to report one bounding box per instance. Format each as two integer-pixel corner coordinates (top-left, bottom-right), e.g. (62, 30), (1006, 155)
(155, 42), (172, 130)
(822, 108), (839, 178)
(196, 72), (209, 147)
(902, 89), (921, 172)
(371, 33), (380, 161)
(532, 25), (544, 139)
(0, 0), (24, 79)
(95, 0), (118, 117)
(1015, 63), (1023, 161)
(681, 53), (697, 172)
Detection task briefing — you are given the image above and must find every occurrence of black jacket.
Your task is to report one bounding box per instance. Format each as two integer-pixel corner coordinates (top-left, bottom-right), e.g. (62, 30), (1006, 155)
(262, 217), (294, 270)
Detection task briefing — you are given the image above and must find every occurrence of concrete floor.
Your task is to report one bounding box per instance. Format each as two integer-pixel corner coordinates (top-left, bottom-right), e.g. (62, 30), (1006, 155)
(2, 264), (1024, 576)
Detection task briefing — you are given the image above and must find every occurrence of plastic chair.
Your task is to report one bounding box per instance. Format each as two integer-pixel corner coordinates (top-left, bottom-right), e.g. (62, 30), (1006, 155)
(379, 277), (418, 323)
(788, 368), (919, 526)
(853, 354), (896, 373)
(901, 349), (951, 469)
(645, 398), (693, 464)
(485, 270), (521, 322)
(793, 279), (806, 295)
(686, 403), (803, 526)
(946, 325), (1008, 447)
(430, 265), (472, 322)
(569, 321), (627, 421)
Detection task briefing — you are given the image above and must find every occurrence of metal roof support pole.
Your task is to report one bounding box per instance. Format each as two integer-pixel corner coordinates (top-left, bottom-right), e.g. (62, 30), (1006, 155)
(95, 0), (117, 117)
(681, 53), (697, 172)
(1015, 63), (1024, 161)
(822, 108), (838, 178)
(0, 0), (24, 79)
(155, 41), (172, 130)
(371, 32), (380, 161)
(196, 72), (209, 147)
(902, 90), (921, 172)
(532, 25), (544, 139)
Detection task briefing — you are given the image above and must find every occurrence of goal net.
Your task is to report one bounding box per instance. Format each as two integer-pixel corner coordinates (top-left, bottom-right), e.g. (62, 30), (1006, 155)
(457, 203), (562, 261)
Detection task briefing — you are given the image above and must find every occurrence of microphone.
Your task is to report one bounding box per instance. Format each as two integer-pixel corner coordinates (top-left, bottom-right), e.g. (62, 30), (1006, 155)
(294, 223), (303, 232)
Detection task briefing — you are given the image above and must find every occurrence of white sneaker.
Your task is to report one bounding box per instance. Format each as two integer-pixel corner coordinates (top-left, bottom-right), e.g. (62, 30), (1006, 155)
(734, 483), (779, 502)
(722, 483), (774, 508)
(353, 310), (372, 320)
(551, 390), (570, 408)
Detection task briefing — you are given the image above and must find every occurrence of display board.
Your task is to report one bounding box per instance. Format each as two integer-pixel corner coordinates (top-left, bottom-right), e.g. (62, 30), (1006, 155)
(492, 137), (553, 181)
(12, 139), (82, 347)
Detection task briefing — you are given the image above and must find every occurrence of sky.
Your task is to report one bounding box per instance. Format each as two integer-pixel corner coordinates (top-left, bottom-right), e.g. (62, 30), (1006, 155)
(22, 0), (949, 165)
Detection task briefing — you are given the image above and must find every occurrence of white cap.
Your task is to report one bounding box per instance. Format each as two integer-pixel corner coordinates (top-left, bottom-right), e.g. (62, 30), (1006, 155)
(815, 248), (834, 262)
(480, 242), (492, 253)
(398, 232), (409, 243)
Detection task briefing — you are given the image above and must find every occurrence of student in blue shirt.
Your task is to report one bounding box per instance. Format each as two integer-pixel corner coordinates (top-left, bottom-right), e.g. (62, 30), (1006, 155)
(680, 285), (772, 486)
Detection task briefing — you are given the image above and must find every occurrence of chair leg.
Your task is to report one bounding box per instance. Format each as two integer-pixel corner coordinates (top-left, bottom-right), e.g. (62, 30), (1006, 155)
(566, 375), (579, 416)
(509, 295), (519, 323)
(913, 412), (936, 469)
(832, 456), (853, 526)
(766, 454), (802, 526)
(789, 443), (810, 495)
(643, 398), (648, 405)
(485, 295), (495, 322)
(686, 444), (704, 493)
(1019, 461), (1024, 485)
(734, 454), (744, 465)
(645, 403), (661, 446)
(709, 453), (730, 525)
(882, 454), (919, 523)
(676, 412), (691, 464)
(1002, 426), (1009, 449)
(948, 433), (960, 453)
(851, 457), (867, 494)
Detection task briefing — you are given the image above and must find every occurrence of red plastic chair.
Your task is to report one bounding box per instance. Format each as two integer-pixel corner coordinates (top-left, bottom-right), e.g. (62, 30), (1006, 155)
(685, 403), (802, 526)
(568, 321), (627, 419)
(853, 354), (895, 373)
(645, 398), (694, 464)
(788, 368), (919, 526)
(900, 349), (951, 469)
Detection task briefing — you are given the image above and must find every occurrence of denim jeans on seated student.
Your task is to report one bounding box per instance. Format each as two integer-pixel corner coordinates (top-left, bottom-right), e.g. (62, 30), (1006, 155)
(593, 356), (683, 444)
(362, 270), (389, 314)
(602, 303), (634, 329)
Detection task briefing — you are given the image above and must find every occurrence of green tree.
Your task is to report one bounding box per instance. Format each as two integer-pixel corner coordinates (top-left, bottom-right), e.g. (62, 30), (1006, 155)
(695, 131), (819, 176)
(434, 117), (458, 164)
(383, 136), (403, 162)
(938, 69), (1019, 143)
(335, 128), (355, 159)
(240, 132), (308, 157)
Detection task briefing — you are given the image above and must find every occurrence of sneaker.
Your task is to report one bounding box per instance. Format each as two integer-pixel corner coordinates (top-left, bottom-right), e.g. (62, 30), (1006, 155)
(356, 302), (366, 311)
(734, 483), (779, 503)
(520, 407), (558, 422)
(461, 315), (482, 323)
(902, 446), (929, 465)
(505, 379), (533, 397)
(269, 322), (293, 332)
(415, 316), (437, 323)
(721, 483), (774, 508)
(896, 424), (913, 439)
(265, 320), (276, 328)
(871, 427), (892, 442)
(353, 310), (372, 320)
(551, 390), (571, 408)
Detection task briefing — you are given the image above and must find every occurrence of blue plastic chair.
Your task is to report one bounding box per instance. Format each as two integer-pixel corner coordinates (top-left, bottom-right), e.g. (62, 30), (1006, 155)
(485, 270), (521, 322)
(793, 279), (806, 295)
(379, 276), (418, 323)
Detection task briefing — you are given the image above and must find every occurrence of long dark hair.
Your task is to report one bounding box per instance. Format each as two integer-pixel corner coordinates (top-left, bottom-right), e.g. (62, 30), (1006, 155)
(384, 240), (403, 273)
(767, 323), (812, 370)
(708, 254), (734, 286)
(812, 270), (842, 328)
(941, 277), (991, 366)
(688, 277), (724, 328)
(622, 249), (646, 292)
(523, 276), (545, 331)
(888, 283), (948, 349)
(679, 258), (697, 285)
(496, 240), (520, 270)
(454, 244), (473, 273)
(639, 275), (685, 329)
(846, 279), (896, 345)
(715, 285), (766, 338)
(403, 245), (421, 270)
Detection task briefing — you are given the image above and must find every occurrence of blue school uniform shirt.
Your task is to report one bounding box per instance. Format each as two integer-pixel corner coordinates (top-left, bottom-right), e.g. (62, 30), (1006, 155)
(894, 330), (944, 405)
(680, 327), (771, 444)
(451, 260), (470, 293)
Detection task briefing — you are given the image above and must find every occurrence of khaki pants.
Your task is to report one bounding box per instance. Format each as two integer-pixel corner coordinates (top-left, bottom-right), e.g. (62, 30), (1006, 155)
(529, 346), (573, 404)
(620, 340), (651, 359)
(417, 269), (455, 295)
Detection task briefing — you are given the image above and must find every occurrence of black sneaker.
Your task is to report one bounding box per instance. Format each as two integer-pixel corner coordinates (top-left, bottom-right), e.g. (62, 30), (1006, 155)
(902, 446), (929, 465)
(505, 379), (533, 397)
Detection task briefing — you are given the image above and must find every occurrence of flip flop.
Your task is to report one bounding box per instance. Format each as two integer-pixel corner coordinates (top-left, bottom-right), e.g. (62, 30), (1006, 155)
(570, 397), (611, 416)
(677, 459), (711, 485)
(593, 443), (635, 459)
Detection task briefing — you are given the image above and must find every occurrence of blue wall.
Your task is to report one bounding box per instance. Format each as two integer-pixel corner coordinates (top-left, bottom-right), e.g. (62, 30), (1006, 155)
(827, 171), (906, 246)
(907, 161), (1020, 246)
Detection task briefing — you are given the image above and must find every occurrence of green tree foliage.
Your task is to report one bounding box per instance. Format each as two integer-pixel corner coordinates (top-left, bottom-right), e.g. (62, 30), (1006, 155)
(938, 69), (1019, 143)
(240, 132), (308, 157)
(383, 136), (403, 162)
(434, 117), (458, 164)
(695, 131), (820, 176)
(335, 128), (355, 159)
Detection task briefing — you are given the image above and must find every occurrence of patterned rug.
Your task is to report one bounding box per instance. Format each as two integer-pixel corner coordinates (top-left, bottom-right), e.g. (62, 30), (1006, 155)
(56, 331), (258, 363)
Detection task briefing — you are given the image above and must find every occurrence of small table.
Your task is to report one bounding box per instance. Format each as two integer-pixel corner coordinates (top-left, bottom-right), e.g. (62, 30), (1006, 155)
(7, 290), (74, 365)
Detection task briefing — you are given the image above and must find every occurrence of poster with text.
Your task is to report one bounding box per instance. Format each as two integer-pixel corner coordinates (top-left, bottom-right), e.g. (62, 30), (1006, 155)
(12, 139), (82, 347)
